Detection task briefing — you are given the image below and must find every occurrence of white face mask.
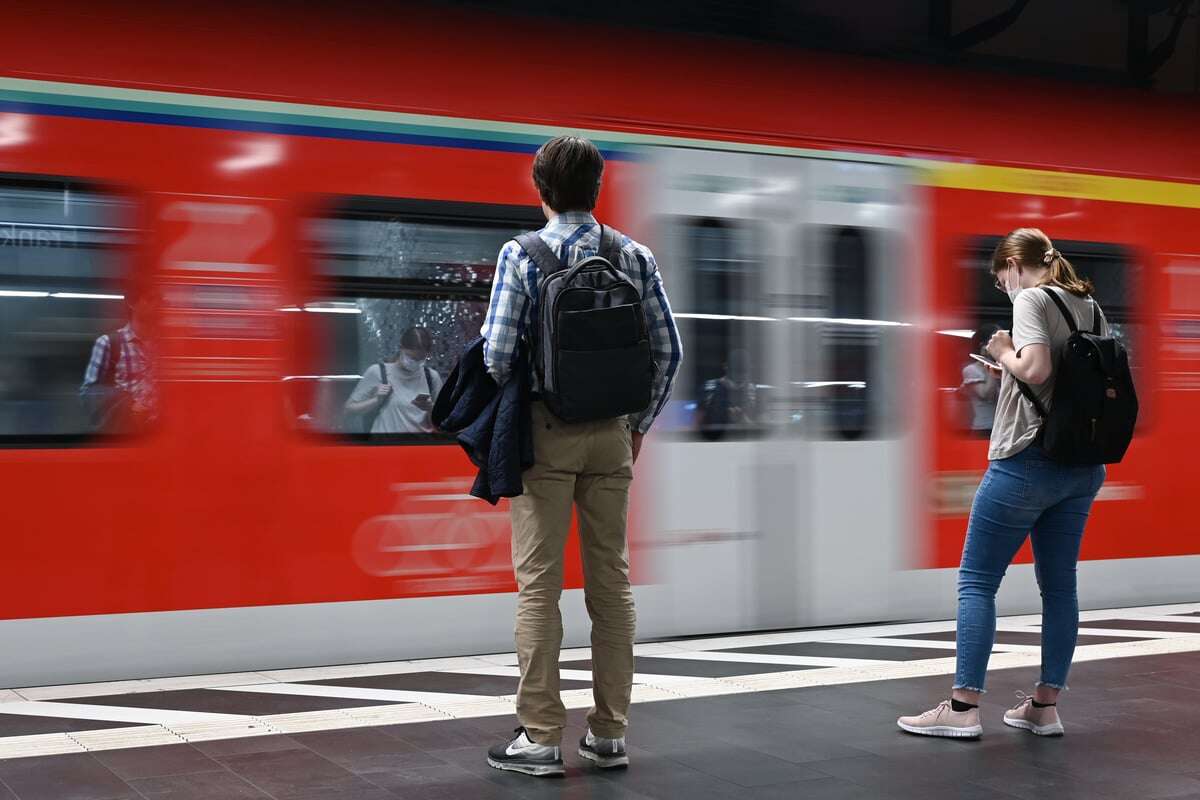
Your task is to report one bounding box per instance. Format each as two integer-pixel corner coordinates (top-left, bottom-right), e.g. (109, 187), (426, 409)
(1005, 266), (1023, 303)
(398, 354), (422, 372)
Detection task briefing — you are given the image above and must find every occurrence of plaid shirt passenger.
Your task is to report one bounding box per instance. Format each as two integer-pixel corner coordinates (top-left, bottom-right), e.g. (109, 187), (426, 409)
(481, 212), (682, 435)
(81, 324), (158, 420)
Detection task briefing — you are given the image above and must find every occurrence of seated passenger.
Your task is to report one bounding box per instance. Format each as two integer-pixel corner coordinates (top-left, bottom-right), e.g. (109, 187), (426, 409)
(345, 326), (443, 434)
(80, 286), (158, 433)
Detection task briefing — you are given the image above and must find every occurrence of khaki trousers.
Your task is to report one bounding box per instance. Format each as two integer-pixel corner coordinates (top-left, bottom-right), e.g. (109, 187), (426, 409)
(509, 401), (636, 746)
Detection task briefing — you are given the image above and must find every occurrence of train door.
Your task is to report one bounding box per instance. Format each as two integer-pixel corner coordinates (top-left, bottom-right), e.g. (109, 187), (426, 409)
(790, 160), (918, 624)
(637, 147), (809, 636)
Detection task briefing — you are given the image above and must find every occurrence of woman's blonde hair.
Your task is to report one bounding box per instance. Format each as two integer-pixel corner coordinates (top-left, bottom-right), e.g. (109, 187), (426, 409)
(991, 227), (1094, 297)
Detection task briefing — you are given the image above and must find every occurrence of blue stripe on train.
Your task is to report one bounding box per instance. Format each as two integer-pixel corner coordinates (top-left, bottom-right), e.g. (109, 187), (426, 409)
(0, 99), (635, 161)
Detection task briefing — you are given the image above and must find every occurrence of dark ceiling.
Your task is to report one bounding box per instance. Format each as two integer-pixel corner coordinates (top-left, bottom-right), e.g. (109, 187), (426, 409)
(444, 0), (1200, 93)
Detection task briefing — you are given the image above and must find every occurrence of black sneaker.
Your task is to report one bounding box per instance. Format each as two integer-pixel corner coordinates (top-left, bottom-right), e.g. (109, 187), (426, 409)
(578, 729), (629, 769)
(487, 727), (565, 777)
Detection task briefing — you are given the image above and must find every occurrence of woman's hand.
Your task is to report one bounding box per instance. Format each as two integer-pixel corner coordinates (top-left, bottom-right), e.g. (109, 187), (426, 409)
(986, 330), (1014, 361)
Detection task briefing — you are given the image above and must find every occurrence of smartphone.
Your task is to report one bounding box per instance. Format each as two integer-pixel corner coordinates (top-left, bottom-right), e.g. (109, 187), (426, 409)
(970, 353), (1002, 370)
(413, 393), (432, 405)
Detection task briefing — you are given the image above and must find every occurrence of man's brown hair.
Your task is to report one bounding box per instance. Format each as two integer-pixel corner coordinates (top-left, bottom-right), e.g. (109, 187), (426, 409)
(532, 135), (604, 213)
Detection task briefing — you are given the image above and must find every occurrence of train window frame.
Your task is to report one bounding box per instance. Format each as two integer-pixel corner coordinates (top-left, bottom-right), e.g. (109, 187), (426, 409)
(944, 235), (1145, 438)
(292, 196), (545, 446)
(0, 174), (142, 449)
(789, 224), (905, 442)
(660, 214), (769, 442)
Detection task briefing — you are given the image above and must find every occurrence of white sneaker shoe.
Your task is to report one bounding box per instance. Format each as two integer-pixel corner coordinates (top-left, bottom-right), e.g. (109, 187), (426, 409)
(578, 728), (629, 769)
(487, 727), (565, 777)
(897, 700), (983, 738)
(1003, 692), (1065, 737)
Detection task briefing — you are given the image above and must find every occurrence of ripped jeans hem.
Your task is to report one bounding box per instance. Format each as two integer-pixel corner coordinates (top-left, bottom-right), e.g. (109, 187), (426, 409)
(951, 684), (986, 694)
(1035, 681), (1068, 691)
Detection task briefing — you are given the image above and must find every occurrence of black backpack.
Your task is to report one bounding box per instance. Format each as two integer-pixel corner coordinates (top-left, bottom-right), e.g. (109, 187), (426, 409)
(515, 225), (653, 423)
(1016, 287), (1137, 465)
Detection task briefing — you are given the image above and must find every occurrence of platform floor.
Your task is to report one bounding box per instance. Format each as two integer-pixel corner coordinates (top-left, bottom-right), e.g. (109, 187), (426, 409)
(0, 603), (1198, 798)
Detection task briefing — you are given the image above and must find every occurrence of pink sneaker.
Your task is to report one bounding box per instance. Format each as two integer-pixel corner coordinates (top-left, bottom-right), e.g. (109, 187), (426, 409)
(897, 700), (982, 738)
(1003, 692), (1064, 737)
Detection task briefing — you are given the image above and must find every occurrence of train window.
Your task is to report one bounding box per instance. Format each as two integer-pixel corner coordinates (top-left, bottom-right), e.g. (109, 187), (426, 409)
(0, 177), (139, 444)
(292, 199), (543, 443)
(945, 236), (1142, 436)
(789, 226), (904, 440)
(665, 217), (767, 441)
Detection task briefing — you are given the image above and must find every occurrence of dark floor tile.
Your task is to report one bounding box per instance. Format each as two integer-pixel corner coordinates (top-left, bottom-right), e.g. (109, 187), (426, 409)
(719, 719), (873, 764)
(290, 727), (446, 774)
(589, 746), (743, 800)
(93, 744), (219, 781)
(719, 641), (960, 661)
(561, 656), (814, 678)
(0, 715), (142, 737)
(666, 742), (830, 788)
(191, 733), (308, 758)
(216, 747), (362, 798)
(374, 763), (523, 800)
(743, 776), (878, 799)
(276, 776), (398, 800)
(306, 671), (590, 695)
(127, 769), (271, 799)
(812, 752), (996, 794)
(508, 771), (650, 800)
(761, 684), (928, 722)
(383, 718), (509, 752)
(970, 763), (1134, 799)
(892, 630), (1151, 645)
(1142, 668), (1200, 690)
(57, 688), (400, 717)
(1078, 618), (1200, 633)
(0, 752), (138, 800)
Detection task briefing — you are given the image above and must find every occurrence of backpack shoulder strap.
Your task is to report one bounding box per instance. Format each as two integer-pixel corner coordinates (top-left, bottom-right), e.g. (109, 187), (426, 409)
(1090, 297), (1102, 335)
(424, 365), (434, 394)
(515, 231), (565, 277)
(598, 224), (622, 266)
(1015, 378), (1048, 418)
(378, 362), (388, 385)
(1039, 286), (1078, 334)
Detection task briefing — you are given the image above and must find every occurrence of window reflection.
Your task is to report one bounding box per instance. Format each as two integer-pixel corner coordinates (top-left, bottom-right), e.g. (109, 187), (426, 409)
(664, 218), (766, 441)
(292, 201), (542, 443)
(947, 236), (1142, 436)
(0, 178), (138, 441)
(789, 226), (902, 440)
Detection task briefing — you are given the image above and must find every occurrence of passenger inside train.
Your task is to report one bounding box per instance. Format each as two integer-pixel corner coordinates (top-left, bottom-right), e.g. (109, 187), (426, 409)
(80, 285), (158, 434)
(344, 325), (443, 435)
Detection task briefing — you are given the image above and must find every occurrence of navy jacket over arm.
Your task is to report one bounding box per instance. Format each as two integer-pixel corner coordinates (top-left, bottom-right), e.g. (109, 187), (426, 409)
(431, 337), (533, 505)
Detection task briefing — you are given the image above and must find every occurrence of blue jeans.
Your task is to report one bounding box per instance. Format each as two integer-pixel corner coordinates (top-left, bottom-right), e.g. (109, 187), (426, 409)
(954, 445), (1105, 693)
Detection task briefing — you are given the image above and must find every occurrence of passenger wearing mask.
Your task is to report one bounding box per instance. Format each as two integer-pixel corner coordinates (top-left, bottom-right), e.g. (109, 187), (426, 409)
(345, 326), (443, 434)
(899, 228), (1108, 739)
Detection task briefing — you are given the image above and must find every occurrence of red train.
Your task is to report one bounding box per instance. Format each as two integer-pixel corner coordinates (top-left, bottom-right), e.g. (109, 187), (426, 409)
(0, 3), (1197, 686)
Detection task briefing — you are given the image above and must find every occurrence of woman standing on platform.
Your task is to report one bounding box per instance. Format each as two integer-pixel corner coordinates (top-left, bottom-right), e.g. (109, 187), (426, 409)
(898, 228), (1108, 739)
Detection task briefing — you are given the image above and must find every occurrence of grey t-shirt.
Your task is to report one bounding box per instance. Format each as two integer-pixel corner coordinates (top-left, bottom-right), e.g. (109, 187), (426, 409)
(348, 362), (444, 434)
(988, 286), (1108, 461)
(961, 361), (998, 432)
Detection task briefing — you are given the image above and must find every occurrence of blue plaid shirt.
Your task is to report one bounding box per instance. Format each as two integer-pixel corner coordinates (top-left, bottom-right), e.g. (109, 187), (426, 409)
(481, 212), (682, 434)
